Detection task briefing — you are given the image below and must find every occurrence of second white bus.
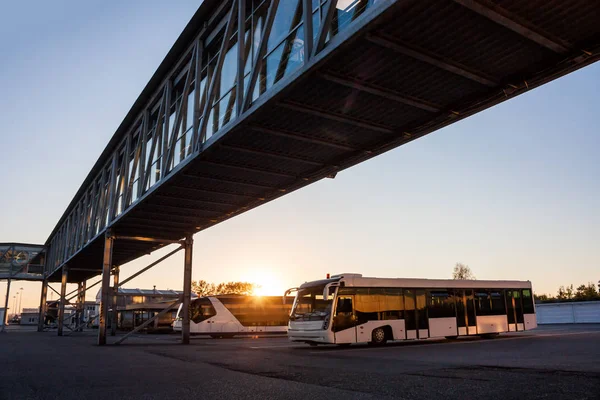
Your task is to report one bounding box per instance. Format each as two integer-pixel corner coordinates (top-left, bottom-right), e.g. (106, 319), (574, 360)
(173, 295), (292, 337)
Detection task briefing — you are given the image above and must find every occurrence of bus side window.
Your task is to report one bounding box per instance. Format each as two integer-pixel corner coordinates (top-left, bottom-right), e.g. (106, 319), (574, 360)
(522, 289), (535, 314)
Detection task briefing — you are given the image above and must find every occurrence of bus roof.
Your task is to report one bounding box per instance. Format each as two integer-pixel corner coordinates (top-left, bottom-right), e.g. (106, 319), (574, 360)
(299, 274), (532, 290)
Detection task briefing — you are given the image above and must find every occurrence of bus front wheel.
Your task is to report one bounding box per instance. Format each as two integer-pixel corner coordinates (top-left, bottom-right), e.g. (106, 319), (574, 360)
(371, 327), (387, 345)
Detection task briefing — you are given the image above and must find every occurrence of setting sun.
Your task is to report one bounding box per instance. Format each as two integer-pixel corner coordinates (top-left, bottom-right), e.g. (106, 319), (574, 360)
(244, 268), (286, 297)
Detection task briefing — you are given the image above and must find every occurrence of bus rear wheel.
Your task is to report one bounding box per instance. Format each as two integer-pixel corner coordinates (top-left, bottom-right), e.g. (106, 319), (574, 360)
(371, 327), (387, 345)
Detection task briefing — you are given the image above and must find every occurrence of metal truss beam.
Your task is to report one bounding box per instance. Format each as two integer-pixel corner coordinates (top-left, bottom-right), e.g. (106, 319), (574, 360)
(201, 160), (297, 179)
(279, 101), (395, 134)
(199, 1), (238, 145)
(221, 143), (324, 167)
(114, 298), (180, 345)
(243, 0), (280, 111)
(181, 173), (278, 191)
(112, 235), (183, 245)
(164, 51), (197, 177)
(117, 245), (183, 288)
(126, 217), (194, 229)
(452, 0), (571, 54)
(247, 125), (358, 152)
(170, 184), (254, 200)
(141, 203), (222, 217)
(314, 0), (338, 56)
(366, 33), (498, 87)
(318, 71), (441, 113)
(154, 193), (238, 207)
(130, 210), (210, 225)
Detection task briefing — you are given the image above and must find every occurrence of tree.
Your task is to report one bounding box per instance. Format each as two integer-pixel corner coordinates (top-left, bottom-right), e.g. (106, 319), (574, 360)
(557, 286), (567, 301)
(534, 293), (554, 302)
(191, 280), (260, 296)
(574, 282), (599, 301)
(192, 280), (217, 296)
(452, 263), (475, 280)
(566, 284), (574, 300)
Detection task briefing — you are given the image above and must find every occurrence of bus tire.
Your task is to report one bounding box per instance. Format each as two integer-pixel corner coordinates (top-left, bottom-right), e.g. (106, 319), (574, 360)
(480, 333), (499, 339)
(371, 327), (387, 345)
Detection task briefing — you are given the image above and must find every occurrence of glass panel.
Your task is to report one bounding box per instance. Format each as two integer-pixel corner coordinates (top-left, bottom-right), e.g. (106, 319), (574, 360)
(465, 290), (476, 326)
(290, 284), (333, 321)
(404, 290), (416, 331)
(219, 41), (239, 98)
(313, 10), (321, 41)
(131, 179), (139, 203)
(190, 298), (216, 323)
(264, 25), (305, 89)
(522, 289), (535, 314)
(428, 290), (456, 318)
(184, 128), (193, 157)
(333, 296), (354, 332)
(490, 291), (506, 315)
(186, 89), (195, 132)
(416, 290), (428, 330)
(474, 290), (492, 316)
(355, 292), (378, 324)
(268, 0), (304, 51)
(379, 288), (403, 320)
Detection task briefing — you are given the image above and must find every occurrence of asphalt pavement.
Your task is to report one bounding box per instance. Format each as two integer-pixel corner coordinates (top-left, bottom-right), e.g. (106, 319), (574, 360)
(1, 324), (599, 399)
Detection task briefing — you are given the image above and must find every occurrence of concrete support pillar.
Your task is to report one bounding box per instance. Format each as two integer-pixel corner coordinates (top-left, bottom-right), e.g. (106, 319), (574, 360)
(1, 276), (11, 333)
(111, 266), (119, 336)
(98, 232), (114, 346)
(37, 279), (48, 332)
(57, 267), (68, 336)
(182, 236), (193, 345)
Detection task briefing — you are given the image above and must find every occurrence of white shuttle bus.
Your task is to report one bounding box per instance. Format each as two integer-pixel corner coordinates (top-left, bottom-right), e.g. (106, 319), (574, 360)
(286, 274), (537, 346)
(173, 295), (292, 337)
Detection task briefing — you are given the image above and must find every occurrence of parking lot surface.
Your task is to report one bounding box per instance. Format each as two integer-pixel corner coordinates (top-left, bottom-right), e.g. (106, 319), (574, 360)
(1, 324), (599, 399)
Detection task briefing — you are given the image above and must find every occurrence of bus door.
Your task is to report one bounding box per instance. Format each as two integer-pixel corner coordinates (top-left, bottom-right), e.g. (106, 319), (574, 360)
(416, 290), (429, 339)
(333, 295), (357, 344)
(506, 290), (524, 331)
(404, 290), (417, 339)
(455, 290), (477, 335)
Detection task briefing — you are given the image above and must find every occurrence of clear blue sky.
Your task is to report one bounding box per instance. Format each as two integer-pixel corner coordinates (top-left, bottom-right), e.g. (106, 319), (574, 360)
(1, 1), (599, 310)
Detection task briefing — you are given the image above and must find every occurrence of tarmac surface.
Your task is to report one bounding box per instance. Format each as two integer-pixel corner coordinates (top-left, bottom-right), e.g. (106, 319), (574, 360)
(1, 324), (599, 399)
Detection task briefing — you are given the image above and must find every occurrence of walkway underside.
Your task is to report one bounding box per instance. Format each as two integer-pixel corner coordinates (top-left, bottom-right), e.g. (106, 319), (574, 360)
(49, 0), (600, 283)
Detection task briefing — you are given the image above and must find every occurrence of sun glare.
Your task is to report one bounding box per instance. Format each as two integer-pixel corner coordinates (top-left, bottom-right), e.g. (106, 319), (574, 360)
(247, 269), (284, 297)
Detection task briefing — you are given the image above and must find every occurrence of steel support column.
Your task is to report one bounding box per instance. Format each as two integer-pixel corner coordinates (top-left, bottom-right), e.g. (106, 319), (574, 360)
(37, 279), (48, 332)
(78, 281), (86, 332)
(111, 266), (119, 336)
(57, 267), (68, 336)
(1, 276), (11, 333)
(98, 232), (114, 346)
(182, 236), (193, 344)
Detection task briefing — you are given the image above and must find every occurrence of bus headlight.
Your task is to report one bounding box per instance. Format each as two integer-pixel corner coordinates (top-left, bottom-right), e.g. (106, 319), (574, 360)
(322, 316), (330, 330)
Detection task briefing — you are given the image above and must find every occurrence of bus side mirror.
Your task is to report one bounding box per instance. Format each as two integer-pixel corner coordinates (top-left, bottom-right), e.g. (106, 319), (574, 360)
(283, 288), (298, 304)
(323, 282), (339, 301)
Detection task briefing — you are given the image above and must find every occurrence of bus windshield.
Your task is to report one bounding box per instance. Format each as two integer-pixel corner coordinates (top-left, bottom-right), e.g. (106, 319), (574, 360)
(290, 285), (334, 321)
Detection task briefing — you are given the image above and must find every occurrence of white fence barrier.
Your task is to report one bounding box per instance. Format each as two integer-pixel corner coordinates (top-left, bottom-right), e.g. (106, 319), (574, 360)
(536, 301), (600, 324)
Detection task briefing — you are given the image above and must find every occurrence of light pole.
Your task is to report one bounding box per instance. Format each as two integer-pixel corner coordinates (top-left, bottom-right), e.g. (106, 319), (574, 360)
(12, 294), (18, 319)
(18, 287), (24, 315)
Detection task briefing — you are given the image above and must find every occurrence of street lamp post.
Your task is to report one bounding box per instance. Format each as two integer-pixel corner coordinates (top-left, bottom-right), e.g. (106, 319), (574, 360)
(12, 295), (17, 319)
(18, 287), (24, 315)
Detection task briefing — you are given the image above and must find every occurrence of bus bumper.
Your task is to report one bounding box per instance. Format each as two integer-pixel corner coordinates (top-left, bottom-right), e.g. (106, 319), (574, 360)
(287, 329), (330, 343)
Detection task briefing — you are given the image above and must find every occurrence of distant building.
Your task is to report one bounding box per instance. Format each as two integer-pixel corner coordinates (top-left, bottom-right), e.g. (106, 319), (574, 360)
(20, 308), (40, 325)
(95, 288), (196, 331)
